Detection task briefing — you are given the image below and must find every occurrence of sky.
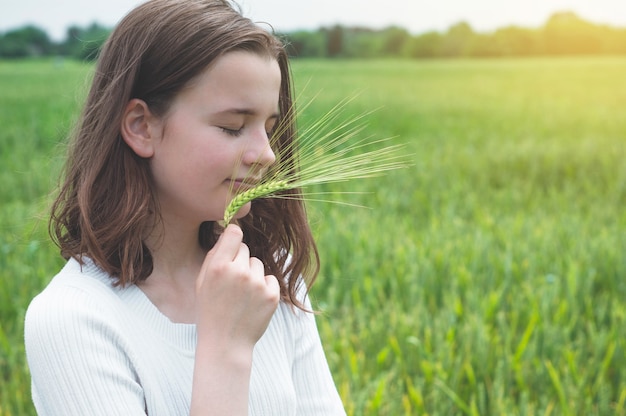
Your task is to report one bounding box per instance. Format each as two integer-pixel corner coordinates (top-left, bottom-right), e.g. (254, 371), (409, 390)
(1, 0), (626, 41)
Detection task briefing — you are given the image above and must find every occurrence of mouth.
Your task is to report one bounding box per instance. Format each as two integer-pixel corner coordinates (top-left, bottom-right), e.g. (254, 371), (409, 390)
(227, 178), (260, 192)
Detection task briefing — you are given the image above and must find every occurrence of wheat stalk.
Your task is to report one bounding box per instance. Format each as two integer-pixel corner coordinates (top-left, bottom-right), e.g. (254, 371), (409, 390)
(222, 97), (409, 224)
(223, 180), (289, 224)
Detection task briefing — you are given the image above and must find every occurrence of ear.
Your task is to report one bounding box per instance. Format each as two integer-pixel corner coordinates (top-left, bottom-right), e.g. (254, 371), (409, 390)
(120, 98), (159, 158)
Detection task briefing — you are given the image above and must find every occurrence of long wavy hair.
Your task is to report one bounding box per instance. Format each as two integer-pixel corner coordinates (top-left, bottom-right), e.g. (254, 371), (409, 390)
(49, 0), (319, 309)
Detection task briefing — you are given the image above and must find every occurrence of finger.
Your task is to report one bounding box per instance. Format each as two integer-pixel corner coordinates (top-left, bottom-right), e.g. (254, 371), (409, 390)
(264, 274), (281, 302)
(249, 256), (264, 276)
(212, 224), (244, 261)
(233, 242), (251, 266)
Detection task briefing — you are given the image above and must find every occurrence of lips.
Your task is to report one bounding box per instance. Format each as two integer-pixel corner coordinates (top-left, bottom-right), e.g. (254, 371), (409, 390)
(228, 178), (260, 192)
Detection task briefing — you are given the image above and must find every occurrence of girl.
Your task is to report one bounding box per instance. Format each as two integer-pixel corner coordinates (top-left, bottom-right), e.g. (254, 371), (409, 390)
(24, 0), (346, 414)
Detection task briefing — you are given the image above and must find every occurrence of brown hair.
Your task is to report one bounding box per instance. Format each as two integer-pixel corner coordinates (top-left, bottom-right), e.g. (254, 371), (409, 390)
(50, 0), (319, 309)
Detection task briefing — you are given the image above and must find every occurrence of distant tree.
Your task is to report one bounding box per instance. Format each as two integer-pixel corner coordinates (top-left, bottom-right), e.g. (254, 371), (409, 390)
(493, 26), (543, 56)
(465, 33), (502, 57)
(60, 23), (111, 60)
(343, 27), (382, 58)
(601, 26), (626, 54)
(440, 21), (474, 57)
(282, 30), (327, 58)
(380, 26), (410, 56)
(2, 11), (625, 61)
(404, 31), (443, 58)
(543, 12), (602, 54)
(326, 25), (344, 57)
(0, 25), (52, 58)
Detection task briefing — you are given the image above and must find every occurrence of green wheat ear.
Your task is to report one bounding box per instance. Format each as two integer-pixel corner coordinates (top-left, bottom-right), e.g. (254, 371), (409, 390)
(223, 180), (289, 224)
(221, 95), (411, 225)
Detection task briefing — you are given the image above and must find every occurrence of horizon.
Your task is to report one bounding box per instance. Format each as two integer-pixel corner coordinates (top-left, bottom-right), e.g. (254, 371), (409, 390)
(2, 0), (626, 41)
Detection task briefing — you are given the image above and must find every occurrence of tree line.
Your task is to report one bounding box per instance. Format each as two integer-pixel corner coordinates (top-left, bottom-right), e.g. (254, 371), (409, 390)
(0, 23), (109, 60)
(1, 12), (625, 60)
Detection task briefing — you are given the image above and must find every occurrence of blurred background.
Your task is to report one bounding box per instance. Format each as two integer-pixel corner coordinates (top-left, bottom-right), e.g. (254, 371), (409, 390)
(2, 1), (625, 415)
(1, 0), (626, 59)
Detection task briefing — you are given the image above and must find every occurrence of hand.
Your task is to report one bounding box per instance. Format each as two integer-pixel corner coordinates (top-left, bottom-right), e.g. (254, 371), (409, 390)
(195, 224), (280, 351)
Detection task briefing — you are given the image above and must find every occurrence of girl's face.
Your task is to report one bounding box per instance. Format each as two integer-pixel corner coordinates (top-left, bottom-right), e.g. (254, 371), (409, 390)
(149, 51), (281, 226)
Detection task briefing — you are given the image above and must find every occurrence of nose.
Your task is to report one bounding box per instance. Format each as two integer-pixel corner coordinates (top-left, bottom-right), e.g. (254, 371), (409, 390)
(242, 128), (276, 170)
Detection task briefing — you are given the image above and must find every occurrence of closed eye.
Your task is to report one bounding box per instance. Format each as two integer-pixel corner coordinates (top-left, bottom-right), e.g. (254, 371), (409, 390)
(221, 126), (243, 137)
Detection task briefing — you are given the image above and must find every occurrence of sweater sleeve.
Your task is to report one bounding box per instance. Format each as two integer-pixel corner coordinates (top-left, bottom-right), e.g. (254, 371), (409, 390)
(24, 282), (147, 415)
(291, 294), (346, 415)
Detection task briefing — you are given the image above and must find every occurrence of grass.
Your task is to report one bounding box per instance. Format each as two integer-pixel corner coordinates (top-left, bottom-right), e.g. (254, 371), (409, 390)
(1, 56), (625, 415)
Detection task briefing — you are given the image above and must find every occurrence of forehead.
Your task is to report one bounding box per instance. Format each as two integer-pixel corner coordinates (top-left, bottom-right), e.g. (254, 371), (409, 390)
(174, 50), (282, 111)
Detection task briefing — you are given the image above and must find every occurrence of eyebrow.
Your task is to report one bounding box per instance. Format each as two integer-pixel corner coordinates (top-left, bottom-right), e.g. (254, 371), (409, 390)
(217, 108), (280, 119)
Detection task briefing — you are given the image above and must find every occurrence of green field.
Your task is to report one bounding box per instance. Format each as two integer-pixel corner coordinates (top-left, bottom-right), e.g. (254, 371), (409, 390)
(1, 57), (625, 415)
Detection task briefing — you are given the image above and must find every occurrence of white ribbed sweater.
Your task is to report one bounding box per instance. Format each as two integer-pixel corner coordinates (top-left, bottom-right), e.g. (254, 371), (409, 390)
(25, 258), (346, 415)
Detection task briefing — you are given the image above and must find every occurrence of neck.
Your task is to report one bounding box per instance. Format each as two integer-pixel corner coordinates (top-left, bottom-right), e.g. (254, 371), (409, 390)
(146, 218), (207, 275)
(138, 220), (207, 323)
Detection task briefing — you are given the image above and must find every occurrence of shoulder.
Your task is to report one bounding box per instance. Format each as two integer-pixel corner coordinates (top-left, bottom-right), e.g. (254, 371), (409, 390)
(25, 258), (125, 339)
(24, 259), (152, 415)
(28, 257), (119, 306)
